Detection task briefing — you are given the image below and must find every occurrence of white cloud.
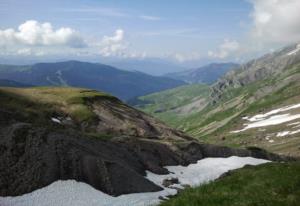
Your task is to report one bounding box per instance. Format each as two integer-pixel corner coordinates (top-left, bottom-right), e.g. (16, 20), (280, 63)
(208, 39), (240, 59)
(100, 29), (127, 57)
(207, 0), (300, 61)
(0, 20), (86, 48)
(99, 29), (147, 59)
(250, 0), (300, 44)
(140, 15), (161, 21)
(0, 24), (146, 59)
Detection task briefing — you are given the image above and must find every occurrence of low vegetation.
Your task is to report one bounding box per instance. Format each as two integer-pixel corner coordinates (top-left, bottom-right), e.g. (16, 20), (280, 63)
(161, 162), (300, 206)
(0, 86), (113, 122)
(133, 84), (210, 126)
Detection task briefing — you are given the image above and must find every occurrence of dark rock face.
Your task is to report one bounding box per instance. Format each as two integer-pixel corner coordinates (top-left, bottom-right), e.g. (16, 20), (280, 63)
(162, 178), (179, 187)
(0, 123), (163, 196)
(0, 119), (196, 197)
(177, 142), (291, 162)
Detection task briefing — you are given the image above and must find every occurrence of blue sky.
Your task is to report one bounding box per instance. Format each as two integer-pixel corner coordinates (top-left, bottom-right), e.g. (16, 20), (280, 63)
(0, 0), (300, 67)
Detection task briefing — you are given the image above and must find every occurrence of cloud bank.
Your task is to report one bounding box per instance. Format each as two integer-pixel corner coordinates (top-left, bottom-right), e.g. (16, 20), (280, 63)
(0, 20), (86, 48)
(208, 39), (240, 59)
(100, 29), (126, 57)
(251, 0), (300, 44)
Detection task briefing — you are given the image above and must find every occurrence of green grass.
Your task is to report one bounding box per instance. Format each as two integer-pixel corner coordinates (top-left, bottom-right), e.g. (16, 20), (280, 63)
(160, 162), (300, 206)
(135, 84), (210, 127)
(0, 86), (113, 122)
(139, 84), (210, 112)
(202, 81), (300, 141)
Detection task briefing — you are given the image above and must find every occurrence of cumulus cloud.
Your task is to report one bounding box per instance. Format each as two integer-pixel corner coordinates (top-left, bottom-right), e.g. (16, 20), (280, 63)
(140, 15), (161, 21)
(0, 20), (86, 48)
(250, 0), (300, 44)
(208, 39), (240, 59)
(100, 29), (127, 57)
(99, 30), (146, 58)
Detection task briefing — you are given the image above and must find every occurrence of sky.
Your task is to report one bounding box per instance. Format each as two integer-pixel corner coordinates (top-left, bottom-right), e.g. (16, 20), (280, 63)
(0, 0), (300, 68)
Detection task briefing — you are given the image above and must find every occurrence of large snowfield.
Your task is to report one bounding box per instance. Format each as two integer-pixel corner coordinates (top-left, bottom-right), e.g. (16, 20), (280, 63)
(0, 156), (269, 206)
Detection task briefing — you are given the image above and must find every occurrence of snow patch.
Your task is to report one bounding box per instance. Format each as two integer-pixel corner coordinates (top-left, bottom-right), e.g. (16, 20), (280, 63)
(245, 103), (300, 122)
(232, 113), (300, 133)
(231, 103), (300, 133)
(287, 44), (300, 56)
(277, 131), (290, 137)
(0, 156), (269, 206)
(51, 117), (61, 124)
(276, 129), (300, 137)
(287, 121), (300, 126)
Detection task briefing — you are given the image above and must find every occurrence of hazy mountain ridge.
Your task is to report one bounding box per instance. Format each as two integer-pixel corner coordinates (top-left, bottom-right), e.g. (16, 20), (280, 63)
(107, 58), (188, 76)
(0, 79), (32, 87)
(0, 60), (186, 100)
(164, 63), (239, 84)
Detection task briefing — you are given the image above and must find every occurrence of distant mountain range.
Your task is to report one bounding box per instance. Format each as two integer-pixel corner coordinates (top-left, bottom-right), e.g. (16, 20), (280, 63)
(0, 60), (185, 100)
(164, 63), (239, 84)
(107, 58), (188, 76)
(0, 79), (32, 87)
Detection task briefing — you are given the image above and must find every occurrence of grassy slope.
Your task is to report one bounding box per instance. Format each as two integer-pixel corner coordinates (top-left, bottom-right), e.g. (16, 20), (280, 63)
(136, 62), (300, 156)
(161, 162), (300, 206)
(135, 84), (210, 126)
(192, 64), (300, 155)
(0, 87), (113, 122)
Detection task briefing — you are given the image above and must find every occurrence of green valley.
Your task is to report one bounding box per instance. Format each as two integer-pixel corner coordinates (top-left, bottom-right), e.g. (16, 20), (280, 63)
(130, 84), (210, 127)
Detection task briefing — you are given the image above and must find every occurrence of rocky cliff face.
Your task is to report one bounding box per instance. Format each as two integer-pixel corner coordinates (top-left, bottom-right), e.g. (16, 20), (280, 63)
(211, 43), (300, 103)
(0, 87), (289, 197)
